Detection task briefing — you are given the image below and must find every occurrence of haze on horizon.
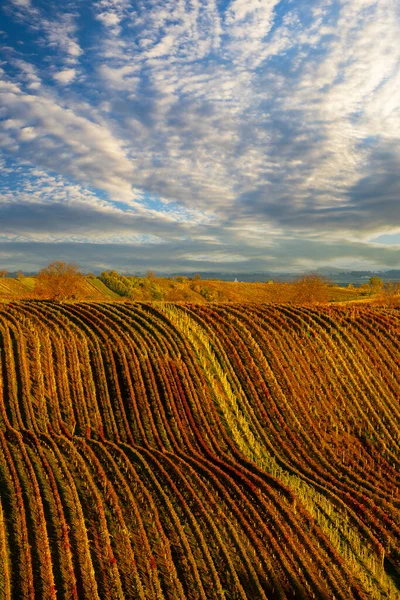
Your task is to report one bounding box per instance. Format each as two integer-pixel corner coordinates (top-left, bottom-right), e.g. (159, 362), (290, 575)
(0, 0), (399, 274)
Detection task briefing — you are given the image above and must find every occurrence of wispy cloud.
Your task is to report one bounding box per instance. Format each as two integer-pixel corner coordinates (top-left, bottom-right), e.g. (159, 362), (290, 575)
(53, 68), (77, 85)
(0, 0), (399, 271)
(0, 78), (135, 200)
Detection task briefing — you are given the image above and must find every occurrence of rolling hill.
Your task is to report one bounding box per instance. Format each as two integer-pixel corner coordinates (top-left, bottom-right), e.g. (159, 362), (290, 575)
(0, 301), (398, 599)
(0, 273), (369, 304)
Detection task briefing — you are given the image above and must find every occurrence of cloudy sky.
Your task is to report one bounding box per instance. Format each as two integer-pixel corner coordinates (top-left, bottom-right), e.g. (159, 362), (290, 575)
(0, 0), (399, 273)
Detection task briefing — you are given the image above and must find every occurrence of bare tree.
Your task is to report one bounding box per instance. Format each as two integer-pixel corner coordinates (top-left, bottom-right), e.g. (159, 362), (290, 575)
(0, 270), (7, 278)
(35, 261), (84, 302)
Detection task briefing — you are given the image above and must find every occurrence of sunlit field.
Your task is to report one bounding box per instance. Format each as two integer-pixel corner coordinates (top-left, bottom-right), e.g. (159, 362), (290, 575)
(0, 301), (398, 599)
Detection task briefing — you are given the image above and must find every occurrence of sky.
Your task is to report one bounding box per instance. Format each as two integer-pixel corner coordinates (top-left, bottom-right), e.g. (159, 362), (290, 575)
(0, 0), (400, 274)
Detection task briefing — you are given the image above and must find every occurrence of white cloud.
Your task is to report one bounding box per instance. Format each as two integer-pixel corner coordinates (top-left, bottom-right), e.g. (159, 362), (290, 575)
(10, 0), (31, 7)
(18, 126), (37, 141)
(97, 64), (139, 90)
(94, 0), (132, 37)
(7, 3), (82, 64)
(26, 81), (41, 90)
(181, 252), (248, 263)
(12, 59), (41, 86)
(146, 34), (176, 59)
(43, 15), (82, 61)
(53, 68), (77, 85)
(96, 11), (121, 28)
(224, 0), (282, 67)
(2, 118), (25, 129)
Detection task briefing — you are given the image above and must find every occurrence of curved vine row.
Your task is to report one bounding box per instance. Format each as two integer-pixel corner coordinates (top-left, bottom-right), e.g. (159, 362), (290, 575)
(0, 301), (398, 599)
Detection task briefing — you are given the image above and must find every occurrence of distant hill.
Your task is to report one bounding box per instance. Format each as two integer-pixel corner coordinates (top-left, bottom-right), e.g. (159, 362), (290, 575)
(3, 269), (400, 285)
(96, 272), (368, 303)
(112, 269), (400, 285)
(2, 271), (398, 304)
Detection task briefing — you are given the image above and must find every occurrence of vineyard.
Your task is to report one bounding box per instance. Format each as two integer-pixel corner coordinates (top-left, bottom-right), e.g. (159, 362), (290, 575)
(0, 301), (399, 599)
(0, 277), (119, 302)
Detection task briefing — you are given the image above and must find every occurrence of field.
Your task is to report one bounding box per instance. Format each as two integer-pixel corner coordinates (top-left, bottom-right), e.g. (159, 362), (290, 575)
(0, 301), (399, 599)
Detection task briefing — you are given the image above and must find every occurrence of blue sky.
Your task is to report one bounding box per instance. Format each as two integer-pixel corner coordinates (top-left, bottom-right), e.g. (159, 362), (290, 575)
(0, 0), (400, 273)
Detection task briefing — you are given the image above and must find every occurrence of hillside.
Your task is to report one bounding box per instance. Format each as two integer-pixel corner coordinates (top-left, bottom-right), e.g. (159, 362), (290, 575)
(98, 272), (369, 303)
(0, 273), (378, 304)
(0, 301), (398, 599)
(0, 276), (119, 302)
(0, 277), (35, 299)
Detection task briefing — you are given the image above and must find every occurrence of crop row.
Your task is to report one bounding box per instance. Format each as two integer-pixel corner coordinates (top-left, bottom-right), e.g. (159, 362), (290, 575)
(0, 301), (398, 599)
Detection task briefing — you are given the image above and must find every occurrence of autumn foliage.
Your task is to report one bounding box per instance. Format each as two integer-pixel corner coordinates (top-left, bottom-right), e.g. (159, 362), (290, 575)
(0, 301), (398, 599)
(34, 260), (84, 301)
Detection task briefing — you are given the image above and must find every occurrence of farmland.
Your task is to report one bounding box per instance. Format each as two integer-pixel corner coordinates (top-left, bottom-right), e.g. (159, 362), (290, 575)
(0, 301), (399, 599)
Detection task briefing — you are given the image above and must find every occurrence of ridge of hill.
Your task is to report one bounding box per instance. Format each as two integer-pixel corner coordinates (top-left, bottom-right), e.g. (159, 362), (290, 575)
(0, 273), (394, 304)
(95, 272), (369, 303)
